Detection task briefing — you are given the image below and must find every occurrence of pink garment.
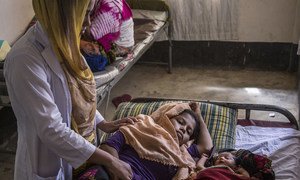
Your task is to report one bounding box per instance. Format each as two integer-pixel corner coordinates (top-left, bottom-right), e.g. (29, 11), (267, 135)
(90, 0), (132, 52)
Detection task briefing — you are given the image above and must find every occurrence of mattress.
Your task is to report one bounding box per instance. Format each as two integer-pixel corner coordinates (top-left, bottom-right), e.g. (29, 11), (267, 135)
(235, 125), (300, 180)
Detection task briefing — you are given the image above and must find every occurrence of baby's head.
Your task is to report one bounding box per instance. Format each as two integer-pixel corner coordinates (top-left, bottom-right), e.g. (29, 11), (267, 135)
(212, 149), (238, 167)
(211, 149), (275, 179)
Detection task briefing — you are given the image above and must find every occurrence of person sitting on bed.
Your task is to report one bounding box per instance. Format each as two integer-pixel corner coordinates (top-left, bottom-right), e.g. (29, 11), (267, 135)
(80, 0), (134, 71)
(189, 148), (275, 180)
(77, 102), (213, 180)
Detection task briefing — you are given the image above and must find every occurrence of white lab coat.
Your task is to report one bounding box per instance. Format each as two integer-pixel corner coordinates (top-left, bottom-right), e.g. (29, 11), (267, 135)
(4, 22), (104, 180)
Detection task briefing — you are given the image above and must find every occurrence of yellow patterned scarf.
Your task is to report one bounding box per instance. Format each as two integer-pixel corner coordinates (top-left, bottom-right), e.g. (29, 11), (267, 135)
(32, 0), (97, 143)
(119, 103), (196, 179)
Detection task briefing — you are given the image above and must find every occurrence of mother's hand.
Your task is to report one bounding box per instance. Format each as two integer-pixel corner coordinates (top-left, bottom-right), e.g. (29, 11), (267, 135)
(189, 101), (200, 115)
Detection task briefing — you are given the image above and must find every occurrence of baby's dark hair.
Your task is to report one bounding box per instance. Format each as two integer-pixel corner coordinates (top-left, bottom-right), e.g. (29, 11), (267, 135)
(212, 148), (240, 165)
(180, 109), (200, 144)
(217, 148), (236, 154)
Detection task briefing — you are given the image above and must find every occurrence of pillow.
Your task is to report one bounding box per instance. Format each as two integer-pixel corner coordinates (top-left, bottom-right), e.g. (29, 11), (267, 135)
(114, 100), (237, 150)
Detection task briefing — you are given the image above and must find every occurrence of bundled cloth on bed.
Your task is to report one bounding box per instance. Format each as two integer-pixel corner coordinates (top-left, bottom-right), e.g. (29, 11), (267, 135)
(235, 125), (300, 180)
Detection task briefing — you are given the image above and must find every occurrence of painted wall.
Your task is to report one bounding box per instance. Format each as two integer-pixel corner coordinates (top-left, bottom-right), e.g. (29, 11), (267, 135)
(0, 0), (299, 44)
(292, 0), (300, 44)
(0, 0), (34, 45)
(238, 0), (300, 43)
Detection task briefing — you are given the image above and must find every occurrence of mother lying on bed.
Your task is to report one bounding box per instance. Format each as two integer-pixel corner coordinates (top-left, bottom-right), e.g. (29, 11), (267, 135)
(78, 102), (213, 179)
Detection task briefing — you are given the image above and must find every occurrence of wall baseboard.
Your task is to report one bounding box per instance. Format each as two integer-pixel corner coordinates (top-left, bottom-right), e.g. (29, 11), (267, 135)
(140, 41), (299, 72)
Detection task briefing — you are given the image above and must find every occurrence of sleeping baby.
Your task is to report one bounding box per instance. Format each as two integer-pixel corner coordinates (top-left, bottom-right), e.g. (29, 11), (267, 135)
(188, 148), (275, 180)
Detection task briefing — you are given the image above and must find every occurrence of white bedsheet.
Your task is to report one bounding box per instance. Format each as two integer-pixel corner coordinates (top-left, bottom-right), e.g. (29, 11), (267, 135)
(235, 125), (300, 180)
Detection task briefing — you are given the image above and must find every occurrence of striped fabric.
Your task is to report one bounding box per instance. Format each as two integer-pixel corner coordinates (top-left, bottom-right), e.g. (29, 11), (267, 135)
(91, 9), (122, 41)
(114, 101), (237, 150)
(90, 0), (123, 40)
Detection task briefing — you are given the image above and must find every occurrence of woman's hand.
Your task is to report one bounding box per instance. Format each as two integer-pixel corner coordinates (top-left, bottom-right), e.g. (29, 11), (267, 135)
(100, 144), (130, 179)
(115, 116), (139, 127)
(106, 157), (133, 180)
(98, 117), (139, 133)
(196, 153), (209, 171)
(234, 167), (250, 179)
(189, 102), (201, 116)
(88, 148), (133, 180)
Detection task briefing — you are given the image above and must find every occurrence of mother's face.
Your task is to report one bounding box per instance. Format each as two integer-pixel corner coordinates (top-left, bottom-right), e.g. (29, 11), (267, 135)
(170, 112), (196, 146)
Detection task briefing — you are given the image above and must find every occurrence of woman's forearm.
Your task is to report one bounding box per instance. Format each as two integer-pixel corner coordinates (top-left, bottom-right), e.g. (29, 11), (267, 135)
(197, 115), (213, 154)
(100, 144), (119, 159)
(189, 102), (213, 154)
(87, 147), (117, 165)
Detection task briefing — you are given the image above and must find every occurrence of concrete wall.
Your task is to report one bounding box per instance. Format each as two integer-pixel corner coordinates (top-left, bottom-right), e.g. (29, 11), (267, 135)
(293, 0), (300, 44)
(0, 0), (34, 45)
(238, 0), (300, 43)
(0, 0), (299, 44)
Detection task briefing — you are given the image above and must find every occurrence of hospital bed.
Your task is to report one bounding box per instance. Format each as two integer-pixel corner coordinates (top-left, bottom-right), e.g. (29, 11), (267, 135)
(93, 0), (172, 113)
(102, 97), (299, 180)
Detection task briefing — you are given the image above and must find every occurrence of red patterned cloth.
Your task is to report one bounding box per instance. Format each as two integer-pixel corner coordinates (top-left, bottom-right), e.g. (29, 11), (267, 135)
(236, 149), (275, 180)
(195, 167), (248, 180)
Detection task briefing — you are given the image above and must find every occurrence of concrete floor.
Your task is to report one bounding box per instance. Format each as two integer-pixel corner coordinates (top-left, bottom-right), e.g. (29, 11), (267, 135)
(99, 64), (298, 122)
(0, 64), (298, 179)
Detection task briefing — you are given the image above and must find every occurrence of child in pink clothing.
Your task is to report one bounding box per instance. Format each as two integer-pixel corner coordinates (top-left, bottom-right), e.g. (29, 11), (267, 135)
(89, 0), (134, 55)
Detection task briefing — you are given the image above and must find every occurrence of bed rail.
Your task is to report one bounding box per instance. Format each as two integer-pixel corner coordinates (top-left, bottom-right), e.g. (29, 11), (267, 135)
(130, 97), (299, 130)
(0, 62), (10, 107)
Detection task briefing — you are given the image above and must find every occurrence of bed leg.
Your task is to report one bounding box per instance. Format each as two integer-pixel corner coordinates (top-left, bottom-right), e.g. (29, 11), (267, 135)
(168, 41), (172, 74)
(168, 22), (173, 74)
(104, 85), (112, 118)
(246, 109), (251, 120)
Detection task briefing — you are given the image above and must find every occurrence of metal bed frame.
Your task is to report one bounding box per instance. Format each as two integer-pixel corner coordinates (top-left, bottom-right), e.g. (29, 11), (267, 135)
(130, 97), (299, 130)
(0, 62), (10, 107)
(97, 21), (172, 116)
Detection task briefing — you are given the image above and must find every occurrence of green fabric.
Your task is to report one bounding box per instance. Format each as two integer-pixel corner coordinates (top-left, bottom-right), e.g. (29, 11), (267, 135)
(114, 101), (237, 150)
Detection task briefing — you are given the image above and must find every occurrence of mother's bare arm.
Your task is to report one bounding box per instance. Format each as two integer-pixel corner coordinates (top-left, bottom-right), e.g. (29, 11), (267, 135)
(189, 102), (213, 154)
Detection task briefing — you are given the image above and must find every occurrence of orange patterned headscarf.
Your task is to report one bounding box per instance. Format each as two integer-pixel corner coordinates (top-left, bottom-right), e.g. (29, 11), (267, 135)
(33, 0), (97, 143)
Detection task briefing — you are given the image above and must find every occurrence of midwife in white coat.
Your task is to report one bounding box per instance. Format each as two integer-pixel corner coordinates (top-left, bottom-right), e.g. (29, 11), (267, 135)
(4, 0), (135, 179)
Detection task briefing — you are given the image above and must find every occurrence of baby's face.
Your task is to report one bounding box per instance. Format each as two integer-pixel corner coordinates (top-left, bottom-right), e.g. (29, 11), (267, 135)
(214, 152), (236, 166)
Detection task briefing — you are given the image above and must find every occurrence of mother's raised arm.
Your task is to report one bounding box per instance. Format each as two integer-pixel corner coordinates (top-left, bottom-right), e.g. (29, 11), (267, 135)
(189, 102), (213, 154)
